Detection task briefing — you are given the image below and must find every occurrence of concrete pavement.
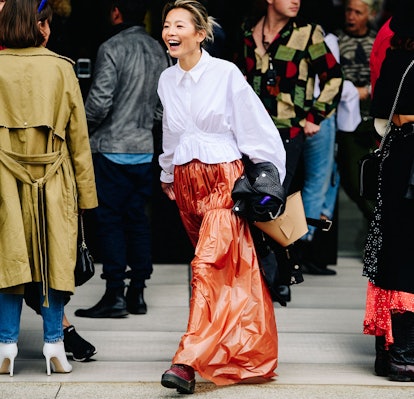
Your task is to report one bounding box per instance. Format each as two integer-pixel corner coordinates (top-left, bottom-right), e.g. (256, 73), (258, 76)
(1, 258), (414, 398)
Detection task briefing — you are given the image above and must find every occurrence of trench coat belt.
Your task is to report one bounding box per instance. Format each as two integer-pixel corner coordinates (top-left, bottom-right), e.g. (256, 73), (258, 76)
(0, 148), (68, 306)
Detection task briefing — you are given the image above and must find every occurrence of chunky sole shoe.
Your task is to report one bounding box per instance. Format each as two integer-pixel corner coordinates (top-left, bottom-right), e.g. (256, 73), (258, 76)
(64, 325), (97, 362)
(161, 364), (195, 394)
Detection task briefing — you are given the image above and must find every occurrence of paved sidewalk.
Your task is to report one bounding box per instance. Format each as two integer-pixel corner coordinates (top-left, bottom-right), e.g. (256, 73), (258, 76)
(2, 258), (414, 398)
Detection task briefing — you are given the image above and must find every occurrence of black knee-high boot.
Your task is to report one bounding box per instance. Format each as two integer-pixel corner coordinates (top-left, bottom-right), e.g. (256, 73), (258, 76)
(389, 311), (414, 382)
(375, 335), (390, 377)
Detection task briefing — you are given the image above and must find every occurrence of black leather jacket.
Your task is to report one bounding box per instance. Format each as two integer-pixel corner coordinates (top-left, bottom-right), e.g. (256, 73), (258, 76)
(232, 159), (286, 223)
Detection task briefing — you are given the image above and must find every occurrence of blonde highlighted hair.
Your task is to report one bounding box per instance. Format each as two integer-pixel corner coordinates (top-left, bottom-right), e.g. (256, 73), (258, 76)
(161, 0), (218, 47)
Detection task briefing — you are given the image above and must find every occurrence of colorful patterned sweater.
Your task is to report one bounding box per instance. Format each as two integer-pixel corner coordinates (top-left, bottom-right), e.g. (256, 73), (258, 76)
(239, 19), (343, 138)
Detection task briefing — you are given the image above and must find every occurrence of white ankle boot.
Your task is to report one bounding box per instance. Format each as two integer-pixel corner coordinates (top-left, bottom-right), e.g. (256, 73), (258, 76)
(0, 343), (18, 376)
(43, 342), (72, 375)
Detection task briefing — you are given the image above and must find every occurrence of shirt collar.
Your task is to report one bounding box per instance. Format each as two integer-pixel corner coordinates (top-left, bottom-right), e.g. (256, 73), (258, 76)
(175, 49), (210, 85)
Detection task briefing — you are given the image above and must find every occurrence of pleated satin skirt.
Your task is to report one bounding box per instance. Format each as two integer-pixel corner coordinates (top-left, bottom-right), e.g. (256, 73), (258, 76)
(172, 159), (278, 385)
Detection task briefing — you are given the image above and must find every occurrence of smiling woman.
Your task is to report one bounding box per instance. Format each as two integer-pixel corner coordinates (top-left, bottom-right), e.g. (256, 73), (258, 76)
(161, 0), (214, 70)
(157, 0), (287, 395)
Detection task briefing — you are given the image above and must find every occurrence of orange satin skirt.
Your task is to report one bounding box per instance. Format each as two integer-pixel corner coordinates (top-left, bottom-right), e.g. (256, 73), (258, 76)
(364, 281), (414, 348)
(172, 159), (278, 385)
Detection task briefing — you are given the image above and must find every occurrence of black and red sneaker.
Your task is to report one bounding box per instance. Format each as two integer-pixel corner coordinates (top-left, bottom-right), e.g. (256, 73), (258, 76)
(161, 364), (195, 394)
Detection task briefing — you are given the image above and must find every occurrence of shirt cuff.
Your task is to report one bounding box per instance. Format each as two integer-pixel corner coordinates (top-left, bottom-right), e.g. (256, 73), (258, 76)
(160, 169), (174, 183)
(306, 110), (324, 126)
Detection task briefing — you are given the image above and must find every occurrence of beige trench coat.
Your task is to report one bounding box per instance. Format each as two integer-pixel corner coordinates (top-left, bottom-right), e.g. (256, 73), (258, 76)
(0, 47), (98, 296)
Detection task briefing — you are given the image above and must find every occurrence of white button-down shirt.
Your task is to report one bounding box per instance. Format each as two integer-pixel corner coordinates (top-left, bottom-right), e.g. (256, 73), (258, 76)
(158, 50), (286, 183)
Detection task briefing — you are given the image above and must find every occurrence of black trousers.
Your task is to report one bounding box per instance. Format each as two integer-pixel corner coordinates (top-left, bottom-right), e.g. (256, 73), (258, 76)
(278, 128), (306, 194)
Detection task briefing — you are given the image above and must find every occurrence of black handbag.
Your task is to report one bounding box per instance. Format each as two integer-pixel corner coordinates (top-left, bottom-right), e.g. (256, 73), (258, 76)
(358, 59), (414, 200)
(75, 214), (95, 287)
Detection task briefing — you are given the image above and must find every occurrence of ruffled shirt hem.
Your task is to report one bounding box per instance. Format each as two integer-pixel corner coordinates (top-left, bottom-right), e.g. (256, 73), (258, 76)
(173, 131), (242, 166)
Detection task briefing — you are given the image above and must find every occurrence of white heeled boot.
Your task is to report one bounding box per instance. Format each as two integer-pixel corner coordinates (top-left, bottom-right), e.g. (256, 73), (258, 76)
(43, 341), (72, 375)
(0, 343), (18, 376)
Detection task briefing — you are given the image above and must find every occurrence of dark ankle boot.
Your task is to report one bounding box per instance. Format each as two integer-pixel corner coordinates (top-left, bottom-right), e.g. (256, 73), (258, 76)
(126, 286), (147, 314)
(375, 335), (390, 377)
(389, 312), (414, 382)
(75, 287), (128, 318)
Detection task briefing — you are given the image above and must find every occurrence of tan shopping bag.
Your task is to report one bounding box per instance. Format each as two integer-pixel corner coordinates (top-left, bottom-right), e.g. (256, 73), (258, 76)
(254, 191), (308, 247)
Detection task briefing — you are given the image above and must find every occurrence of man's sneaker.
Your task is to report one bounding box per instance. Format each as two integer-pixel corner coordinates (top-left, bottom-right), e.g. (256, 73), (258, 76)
(64, 325), (97, 362)
(161, 364), (195, 394)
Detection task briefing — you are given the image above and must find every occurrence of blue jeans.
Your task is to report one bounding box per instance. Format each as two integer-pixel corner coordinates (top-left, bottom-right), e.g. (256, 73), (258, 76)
(0, 285), (64, 343)
(93, 153), (153, 290)
(301, 115), (340, 240)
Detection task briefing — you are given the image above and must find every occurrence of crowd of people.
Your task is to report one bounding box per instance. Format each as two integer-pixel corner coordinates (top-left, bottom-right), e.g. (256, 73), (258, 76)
(0, 0), (413, 394)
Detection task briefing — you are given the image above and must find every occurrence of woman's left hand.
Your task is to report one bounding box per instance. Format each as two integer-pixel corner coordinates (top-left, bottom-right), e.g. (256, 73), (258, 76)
(161, 182), (176, 201)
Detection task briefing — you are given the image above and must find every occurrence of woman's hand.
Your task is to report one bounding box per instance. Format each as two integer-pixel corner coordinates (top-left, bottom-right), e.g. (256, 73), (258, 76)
(161, 182), (176, 200)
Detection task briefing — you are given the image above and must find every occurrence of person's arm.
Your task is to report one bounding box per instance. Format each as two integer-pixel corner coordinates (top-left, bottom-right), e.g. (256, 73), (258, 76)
(307, 25), (343, 130)
(307, 32), (341, 136)
(67, 77), (98, 210)
(230, 68), (286, 184)
(158, 104), (176, 183)
(158, 112), (176, 200)
(84, 44), (118, 134)
(157, 78), (178, 201)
